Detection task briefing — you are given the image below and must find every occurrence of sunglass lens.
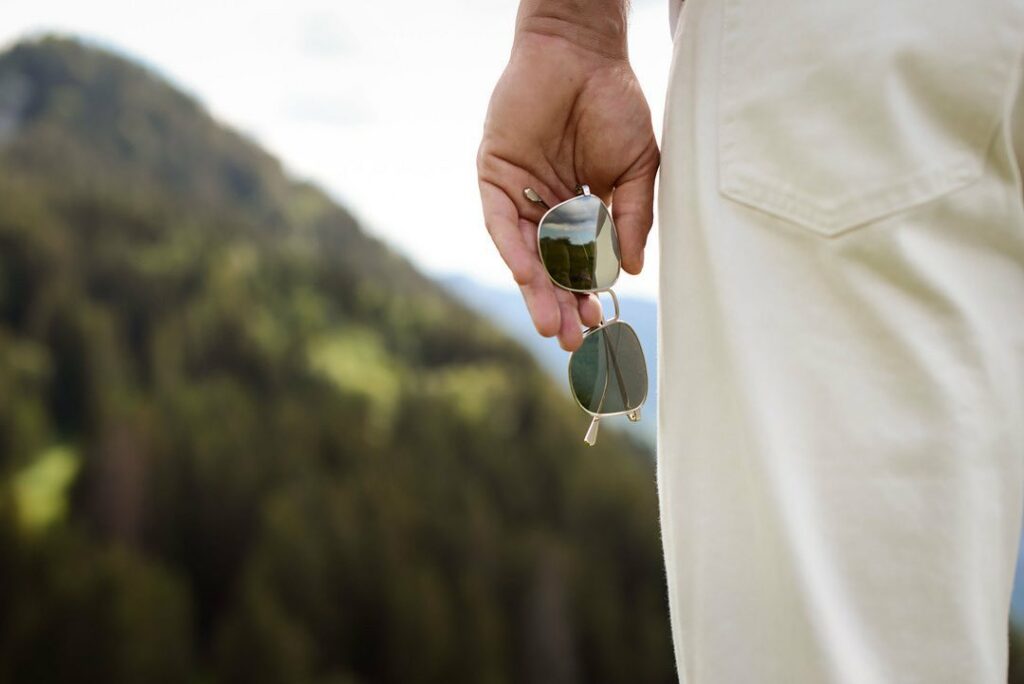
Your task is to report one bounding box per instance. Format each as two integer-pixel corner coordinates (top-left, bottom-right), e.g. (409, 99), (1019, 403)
(538, 195), (620, 291)
(568, 321), (647, 415)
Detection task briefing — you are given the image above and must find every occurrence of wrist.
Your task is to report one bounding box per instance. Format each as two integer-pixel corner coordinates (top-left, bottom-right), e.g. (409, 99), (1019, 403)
(514, 0), (629, 61)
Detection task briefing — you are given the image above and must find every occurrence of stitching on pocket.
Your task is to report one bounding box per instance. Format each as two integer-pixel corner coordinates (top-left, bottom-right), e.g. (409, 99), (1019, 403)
(716, 0), (1021, 237)
(720, 158), (982, 236)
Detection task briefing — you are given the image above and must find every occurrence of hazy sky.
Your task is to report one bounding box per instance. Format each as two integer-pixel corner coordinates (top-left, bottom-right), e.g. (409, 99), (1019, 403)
(0, 0), (674, 300)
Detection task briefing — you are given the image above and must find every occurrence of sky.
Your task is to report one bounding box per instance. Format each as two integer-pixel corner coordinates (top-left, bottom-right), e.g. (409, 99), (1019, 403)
(0, 0), (674, 300)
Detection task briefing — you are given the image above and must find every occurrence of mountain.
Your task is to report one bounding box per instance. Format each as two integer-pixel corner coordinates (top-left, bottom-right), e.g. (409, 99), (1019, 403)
(0, 36), (673, 683)
(438, 273), (658, 449)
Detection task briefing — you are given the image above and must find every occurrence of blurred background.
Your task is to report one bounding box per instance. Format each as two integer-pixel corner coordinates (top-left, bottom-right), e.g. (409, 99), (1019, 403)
(0, 1), (1021, 682)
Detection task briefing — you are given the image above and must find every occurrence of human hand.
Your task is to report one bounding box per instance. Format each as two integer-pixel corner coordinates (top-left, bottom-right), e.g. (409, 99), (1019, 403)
(477, 14), (659, 352)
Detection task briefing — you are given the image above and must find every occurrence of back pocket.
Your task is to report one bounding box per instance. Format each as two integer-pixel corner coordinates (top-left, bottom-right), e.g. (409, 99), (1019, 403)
(717, 0), (1023, 237)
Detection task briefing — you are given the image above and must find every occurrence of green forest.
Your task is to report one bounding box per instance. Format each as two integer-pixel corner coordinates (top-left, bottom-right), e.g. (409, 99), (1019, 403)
(0, 37), (671, 683)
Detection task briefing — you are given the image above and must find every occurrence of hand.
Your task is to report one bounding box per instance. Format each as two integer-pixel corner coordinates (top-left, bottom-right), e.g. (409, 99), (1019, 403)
(477, 25), (659, 352)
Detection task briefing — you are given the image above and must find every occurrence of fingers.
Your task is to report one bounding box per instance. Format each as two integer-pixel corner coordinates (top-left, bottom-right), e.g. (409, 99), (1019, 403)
(478, 159), (573, 340)
(477, 147), (608, 350)
(576, 293), (602, 328)
(479, 180), (541, 286)
(611, 164), (658, 275)
(553, 287), (585, 351)
(478, 180), (561, 336)
(516, 277), (561, 339)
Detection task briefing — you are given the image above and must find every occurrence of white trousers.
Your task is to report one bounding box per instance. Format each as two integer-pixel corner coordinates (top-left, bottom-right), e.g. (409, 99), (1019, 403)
(657, 1), (1024, 682)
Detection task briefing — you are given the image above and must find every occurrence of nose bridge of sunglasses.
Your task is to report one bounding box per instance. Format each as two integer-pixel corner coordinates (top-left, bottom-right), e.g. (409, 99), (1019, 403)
(593, 289), (620, 325)
(578, 289), (621, 331)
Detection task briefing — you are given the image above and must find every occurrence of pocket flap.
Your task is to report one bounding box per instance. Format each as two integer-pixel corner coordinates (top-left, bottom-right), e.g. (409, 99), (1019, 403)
(717, 0), (1023, 236)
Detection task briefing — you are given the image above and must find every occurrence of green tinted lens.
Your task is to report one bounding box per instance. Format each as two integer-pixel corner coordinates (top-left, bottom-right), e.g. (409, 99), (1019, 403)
(538, 194), (621, 291)
(568, 321), (647, 415)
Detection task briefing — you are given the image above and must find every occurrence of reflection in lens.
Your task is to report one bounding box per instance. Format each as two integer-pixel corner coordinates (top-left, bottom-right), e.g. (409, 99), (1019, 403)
(538, 195), (620, 291)
(569, 321), (647, 415)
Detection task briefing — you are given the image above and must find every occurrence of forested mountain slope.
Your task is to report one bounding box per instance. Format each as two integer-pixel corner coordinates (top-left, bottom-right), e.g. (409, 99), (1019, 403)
(0, 36), (672, 683)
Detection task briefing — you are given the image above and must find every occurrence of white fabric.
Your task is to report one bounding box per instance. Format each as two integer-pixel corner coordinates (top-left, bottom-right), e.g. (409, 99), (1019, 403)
(668, 0), (682, 39)
(656, 0), (1024, 682)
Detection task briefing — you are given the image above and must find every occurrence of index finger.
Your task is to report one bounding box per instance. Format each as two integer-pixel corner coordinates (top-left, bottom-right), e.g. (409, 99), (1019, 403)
(478, 180), (562, 338)
(478, 179), (540, 286)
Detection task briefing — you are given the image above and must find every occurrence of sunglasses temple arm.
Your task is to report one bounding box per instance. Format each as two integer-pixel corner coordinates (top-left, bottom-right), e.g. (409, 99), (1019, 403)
(601, 329), (632, 411)
(583, 349), (612, 446)
(582, 330), (628, 447)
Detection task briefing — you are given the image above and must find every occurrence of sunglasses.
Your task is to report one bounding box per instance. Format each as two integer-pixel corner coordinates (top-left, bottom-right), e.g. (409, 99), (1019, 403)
(523, 183), (649, 447)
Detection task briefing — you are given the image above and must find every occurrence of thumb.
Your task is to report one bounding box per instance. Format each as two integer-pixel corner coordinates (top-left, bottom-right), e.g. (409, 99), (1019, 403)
(611, 170), (656, 276)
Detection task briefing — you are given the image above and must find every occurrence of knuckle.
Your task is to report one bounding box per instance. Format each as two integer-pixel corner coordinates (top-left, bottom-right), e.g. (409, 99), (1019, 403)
(511, 261), (534, 286)
(476, 141), (499, 172)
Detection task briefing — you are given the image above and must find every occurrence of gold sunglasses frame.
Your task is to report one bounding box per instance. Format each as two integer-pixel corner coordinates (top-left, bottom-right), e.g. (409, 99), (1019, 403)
(524, 184), (648, 446)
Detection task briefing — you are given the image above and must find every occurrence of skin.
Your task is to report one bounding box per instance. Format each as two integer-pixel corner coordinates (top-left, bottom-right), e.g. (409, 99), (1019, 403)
(477, 0), (660, 352)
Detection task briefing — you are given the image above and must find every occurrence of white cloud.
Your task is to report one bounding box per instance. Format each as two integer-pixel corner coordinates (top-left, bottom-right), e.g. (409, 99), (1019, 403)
(0, 0), (672, 300)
